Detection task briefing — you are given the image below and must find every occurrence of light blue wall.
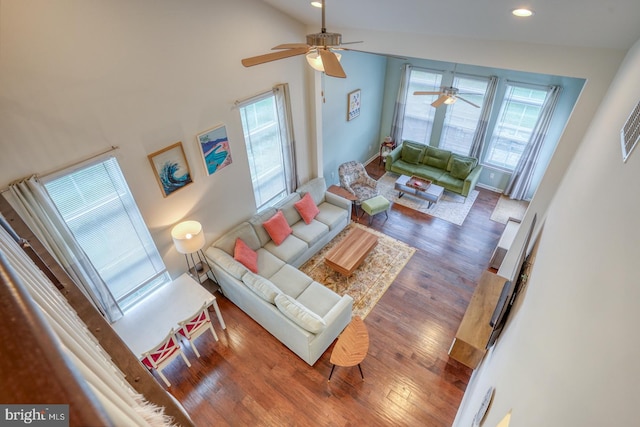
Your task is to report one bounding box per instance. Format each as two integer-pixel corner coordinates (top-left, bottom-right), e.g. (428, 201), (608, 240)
(322, 51), (388, 186)
(378, 57), (585, 198)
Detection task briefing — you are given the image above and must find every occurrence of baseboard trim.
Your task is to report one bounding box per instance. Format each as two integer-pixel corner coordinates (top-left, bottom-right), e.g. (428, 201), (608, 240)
(476, 183), (503, 193)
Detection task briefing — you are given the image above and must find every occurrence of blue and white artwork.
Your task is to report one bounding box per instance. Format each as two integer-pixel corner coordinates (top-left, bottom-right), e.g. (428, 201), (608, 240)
(148, 142), (193, 197)
(197, 124), (233, 176)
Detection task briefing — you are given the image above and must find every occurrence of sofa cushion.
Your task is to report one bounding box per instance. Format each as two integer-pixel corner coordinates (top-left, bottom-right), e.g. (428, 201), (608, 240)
(294, 192), (320, 224)
(450, 157), (475, 180)
(401, 144), (423, 164)
(269, 264), (313, 298)
(213, 222), (261, 256)
(274, 293), (326, 334)
(291, 220), (329, 247)
(276, 193), (303, 225)
(316, 202), (348, 230)
(263, 211), (293, 245)
(242, 271), (281, 303)
(447, 154), (478, 172)
(264, 234), (308, 264)
(255, 248), (285, 278)
(423, 146), (452, 170)
(234, 238), (258, 273)
(296, 281), (341, 317)
(437, 173), (465, 193)
(248, 207), (278, 246)
(205, 247), (248, 279)
(296, 177), (327, 206)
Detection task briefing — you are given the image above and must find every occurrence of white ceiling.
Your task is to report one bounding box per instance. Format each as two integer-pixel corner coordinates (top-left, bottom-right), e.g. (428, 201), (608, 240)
(259, 0), (640, 51)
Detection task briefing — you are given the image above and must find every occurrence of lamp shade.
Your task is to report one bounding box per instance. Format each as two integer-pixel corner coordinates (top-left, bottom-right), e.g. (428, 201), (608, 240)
(171, 221), (205, 254)
(306, 50), (341, 72)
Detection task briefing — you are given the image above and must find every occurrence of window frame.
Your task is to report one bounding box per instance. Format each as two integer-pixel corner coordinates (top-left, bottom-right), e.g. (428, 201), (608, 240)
(482, 82), (550, 171)
(42, 156), (170, 310)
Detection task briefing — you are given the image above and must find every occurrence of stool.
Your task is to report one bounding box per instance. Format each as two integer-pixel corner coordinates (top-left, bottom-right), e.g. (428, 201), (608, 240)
(360, 195), (390, 225)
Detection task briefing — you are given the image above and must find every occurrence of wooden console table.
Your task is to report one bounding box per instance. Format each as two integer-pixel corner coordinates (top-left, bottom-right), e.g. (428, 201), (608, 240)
(448, 271), (508, 369)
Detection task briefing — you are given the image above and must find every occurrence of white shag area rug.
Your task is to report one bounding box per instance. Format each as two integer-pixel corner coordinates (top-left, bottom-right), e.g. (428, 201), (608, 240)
(376, 172), (478, 226)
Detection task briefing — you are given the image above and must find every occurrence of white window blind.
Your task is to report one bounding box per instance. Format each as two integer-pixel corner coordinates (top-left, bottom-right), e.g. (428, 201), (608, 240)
(401, 69), (443, 144)
(438, 76), (489, 155)
(484, 84), (548, 170)
(44, 156), (169, 309)
(239, 91), (290, 211)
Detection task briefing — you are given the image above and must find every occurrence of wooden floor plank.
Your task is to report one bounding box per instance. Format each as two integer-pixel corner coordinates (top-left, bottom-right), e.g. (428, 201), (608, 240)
(163, 160), (505, 426)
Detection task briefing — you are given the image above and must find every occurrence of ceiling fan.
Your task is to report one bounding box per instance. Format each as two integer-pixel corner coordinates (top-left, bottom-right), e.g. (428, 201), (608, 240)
(414, 86), (481, 108)
(241, 0), (360, 78)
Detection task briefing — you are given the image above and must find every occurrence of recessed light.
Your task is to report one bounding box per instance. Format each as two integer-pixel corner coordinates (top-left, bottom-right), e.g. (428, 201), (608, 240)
(512, 8), (534, 17)
(311, 1), (322, 7)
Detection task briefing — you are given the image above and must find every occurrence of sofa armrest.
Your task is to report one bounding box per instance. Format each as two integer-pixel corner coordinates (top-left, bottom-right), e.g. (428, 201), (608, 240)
(385, 144), (403, 172)
(462, 165), (483, 197)
(321, 294), (353, 328)
(325, 191), (352, 211)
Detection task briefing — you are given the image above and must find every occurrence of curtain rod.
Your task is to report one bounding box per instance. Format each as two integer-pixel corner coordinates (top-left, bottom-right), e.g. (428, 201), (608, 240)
(0, 145), (119, 194)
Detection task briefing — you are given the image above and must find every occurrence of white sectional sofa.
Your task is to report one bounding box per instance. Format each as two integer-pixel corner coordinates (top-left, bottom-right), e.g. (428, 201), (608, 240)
(205, 177), (353, 365)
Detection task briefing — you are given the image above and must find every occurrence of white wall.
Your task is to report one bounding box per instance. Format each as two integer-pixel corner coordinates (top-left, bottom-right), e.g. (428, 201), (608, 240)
(454, 38), (640, 426)
(0, 0), (310, 279)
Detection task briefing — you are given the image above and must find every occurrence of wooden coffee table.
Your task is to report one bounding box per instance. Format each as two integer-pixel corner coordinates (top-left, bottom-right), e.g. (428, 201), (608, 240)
(324, 227), (378, 276)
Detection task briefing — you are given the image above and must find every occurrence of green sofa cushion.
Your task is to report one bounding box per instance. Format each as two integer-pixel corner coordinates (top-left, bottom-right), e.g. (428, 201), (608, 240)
(423, 147), (451, 170)
(401, 144), (424, 164)
(447, 154), (478, 172)
(450, 157), (475, 179)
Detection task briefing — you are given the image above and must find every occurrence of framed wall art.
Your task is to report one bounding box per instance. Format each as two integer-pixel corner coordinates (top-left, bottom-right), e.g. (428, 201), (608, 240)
(147, 141), (193, 197)
(347, 89), (361, 121)
(196, 124), (233, 176)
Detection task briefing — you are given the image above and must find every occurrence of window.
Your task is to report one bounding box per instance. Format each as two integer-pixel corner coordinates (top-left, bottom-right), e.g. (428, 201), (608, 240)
(44, 157), (170, 309)
(239, 86), (296, 211)
(401, 69), (442, 144)
(484, 84), (549, 170)
(438, 76), (489, 155)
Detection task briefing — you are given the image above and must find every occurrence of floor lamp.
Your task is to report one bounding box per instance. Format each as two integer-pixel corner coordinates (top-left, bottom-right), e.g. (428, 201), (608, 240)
(171, 220), (213, 282)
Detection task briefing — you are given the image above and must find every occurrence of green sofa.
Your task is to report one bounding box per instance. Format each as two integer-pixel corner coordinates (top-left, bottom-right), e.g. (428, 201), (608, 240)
(385, 141), (482, 198)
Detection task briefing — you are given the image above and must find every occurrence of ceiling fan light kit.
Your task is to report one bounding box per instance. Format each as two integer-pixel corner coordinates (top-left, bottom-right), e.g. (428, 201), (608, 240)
(240, 0), (354, 78)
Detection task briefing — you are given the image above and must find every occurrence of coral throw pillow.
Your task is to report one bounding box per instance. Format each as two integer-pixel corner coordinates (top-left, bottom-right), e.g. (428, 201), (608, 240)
(262, 210), (292, 245)
(294, 193), (320, 224)
(234, 238), (258, 273)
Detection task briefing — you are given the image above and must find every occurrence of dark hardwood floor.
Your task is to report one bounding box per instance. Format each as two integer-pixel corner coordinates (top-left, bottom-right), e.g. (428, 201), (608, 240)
(164, 160), (506, 426)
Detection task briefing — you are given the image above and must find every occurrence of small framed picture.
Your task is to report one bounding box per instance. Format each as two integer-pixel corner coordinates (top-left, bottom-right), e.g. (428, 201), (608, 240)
(347, 89), (361, 121)
(147, 142), (193, 197)
(196, 124), (233, 176)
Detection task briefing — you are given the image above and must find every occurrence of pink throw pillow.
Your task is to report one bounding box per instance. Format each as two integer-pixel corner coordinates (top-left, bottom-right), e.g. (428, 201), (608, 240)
(294, 193), (320, 224)
(262, 210), (292, 245)
(234, 238), (258, 273)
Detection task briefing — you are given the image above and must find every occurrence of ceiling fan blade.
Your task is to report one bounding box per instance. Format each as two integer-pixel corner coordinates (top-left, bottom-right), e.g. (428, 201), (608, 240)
(414, 91), (442, 96)
(431, 95), (448, 108)
(241, 47), (309, 67)
(318, 49), (346, 78)
(457, 96), (481, 108)
(339, 41), (364, 45)
(272, 43), (309, 50)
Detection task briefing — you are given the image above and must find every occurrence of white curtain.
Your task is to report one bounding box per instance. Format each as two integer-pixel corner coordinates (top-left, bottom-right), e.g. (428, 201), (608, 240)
(505, 85), (562, 200)
(390, 64), (413, 145)
(0, 217), (178, 426)
(469, 75), (499, 159)
(4, 176), (123, 322)
(274, 83), (299, 193)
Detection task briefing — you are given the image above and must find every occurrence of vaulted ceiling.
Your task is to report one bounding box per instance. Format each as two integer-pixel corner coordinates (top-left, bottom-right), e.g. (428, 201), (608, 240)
(260, 0), (640, 51)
